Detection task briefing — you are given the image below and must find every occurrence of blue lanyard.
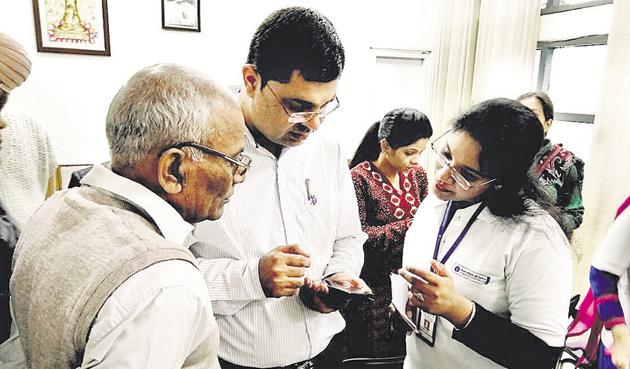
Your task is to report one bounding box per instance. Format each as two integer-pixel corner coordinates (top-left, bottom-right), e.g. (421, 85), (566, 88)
(432, 201), (486, 266)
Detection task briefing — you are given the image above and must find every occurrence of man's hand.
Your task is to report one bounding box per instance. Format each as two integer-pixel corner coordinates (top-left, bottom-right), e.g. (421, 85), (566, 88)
(324, 272), (372, 294)
(259, 244), (311, 297)
(300, 272), (372, 313)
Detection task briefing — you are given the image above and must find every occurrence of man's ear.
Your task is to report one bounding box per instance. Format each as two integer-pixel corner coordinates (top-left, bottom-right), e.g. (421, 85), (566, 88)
(158, 148), (185, 194)
(544, 118), (553, 133)
(242, 64), (260, 97)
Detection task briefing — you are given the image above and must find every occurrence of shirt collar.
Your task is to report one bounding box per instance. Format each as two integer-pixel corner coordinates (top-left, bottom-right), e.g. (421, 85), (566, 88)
(80, 164), (194, 245)
(244, 124), (293, 159)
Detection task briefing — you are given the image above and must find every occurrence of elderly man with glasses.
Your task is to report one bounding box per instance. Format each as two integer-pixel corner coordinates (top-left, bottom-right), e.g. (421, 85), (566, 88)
(192, 7), (370, 369)
(9, 64), (248, 369)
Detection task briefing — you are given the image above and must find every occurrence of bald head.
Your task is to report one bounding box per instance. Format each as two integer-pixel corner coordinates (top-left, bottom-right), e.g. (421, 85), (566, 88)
(106, 63), (241, 170)
(0, 33), (31, 94)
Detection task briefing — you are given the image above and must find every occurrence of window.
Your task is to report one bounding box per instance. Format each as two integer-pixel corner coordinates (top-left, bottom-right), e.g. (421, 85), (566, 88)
(537, 38), (608, 123)
(533, 1), (612, 161)
(541, 0), (613, 15)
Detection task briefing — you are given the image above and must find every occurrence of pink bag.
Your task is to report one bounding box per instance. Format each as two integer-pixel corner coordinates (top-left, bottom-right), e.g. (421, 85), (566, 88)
(559, 289), (602, 368)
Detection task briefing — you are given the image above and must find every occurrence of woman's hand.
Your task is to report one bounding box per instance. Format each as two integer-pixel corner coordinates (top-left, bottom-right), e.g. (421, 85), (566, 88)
(399, 260), (473, 328)
(611, 324), (630, 369)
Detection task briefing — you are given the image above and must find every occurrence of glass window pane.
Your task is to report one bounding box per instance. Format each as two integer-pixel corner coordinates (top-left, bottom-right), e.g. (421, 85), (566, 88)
(547, 45), (607, 115)
(558, 0), (602, 5)
(546, 120), (593, 163)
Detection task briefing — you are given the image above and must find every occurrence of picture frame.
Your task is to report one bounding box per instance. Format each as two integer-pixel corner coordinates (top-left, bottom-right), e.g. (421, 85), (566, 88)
(32, 0), (111, 56)
(162, 0), (201, 32)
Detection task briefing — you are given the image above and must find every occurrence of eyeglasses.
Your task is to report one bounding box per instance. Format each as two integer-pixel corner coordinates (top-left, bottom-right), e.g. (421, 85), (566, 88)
(266, 83), (341, 125)
(430, 130), (496, 191)
(170, 141), (252, 176)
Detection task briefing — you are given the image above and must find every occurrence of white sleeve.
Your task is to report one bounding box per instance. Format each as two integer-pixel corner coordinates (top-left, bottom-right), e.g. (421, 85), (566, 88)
(506, 230), (572, 347)
(323, 146), (366, 277)
(79, 261), (218, 369)
(592, 207), (630, 276)
(195, 256), (266, 316)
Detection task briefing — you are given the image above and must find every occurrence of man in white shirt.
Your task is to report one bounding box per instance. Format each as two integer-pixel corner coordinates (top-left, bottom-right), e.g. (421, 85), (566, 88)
(193, 7), (369, 369)
(9, 64), (250, 368)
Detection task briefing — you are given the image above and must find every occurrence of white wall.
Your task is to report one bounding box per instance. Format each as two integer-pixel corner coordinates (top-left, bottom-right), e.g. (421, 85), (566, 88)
(0, 0), (436, 163)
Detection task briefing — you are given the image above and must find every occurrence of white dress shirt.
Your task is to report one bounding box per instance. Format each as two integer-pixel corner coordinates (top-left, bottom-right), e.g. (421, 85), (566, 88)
(192, 129), (366, 367)
(402, 194), (571, 369)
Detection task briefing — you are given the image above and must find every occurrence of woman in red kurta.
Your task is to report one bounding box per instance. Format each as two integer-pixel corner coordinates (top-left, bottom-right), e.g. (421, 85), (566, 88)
(343, 108), (432, 358)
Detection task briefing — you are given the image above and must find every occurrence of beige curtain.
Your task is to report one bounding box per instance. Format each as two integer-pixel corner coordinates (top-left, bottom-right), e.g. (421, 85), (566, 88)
(424, 0), (480, 134)
(422, 0), (539, 178)
(471, 0), (540, 102)
(572, 0), (630, 292)
(425, 0), (540, 134)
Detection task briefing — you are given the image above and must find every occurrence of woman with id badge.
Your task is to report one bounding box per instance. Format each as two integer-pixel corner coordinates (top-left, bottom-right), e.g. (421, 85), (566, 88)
(400, 98), (571, 369)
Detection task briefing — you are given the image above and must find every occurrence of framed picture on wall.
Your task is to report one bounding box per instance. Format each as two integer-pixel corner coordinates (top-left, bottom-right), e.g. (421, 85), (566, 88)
(162, 0), (200, 32)
(32, 0), (111, 56)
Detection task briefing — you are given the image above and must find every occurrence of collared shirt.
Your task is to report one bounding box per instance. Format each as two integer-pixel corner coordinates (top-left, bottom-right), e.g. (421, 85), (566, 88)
(192, 129), (366, 367)
(0, 164), (219, 369)
(77, 164), (219, 369)
(402, 194), (571, 369)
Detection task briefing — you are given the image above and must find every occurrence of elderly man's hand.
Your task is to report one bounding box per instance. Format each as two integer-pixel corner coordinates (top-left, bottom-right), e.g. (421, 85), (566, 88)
(259, 244), (311, 297)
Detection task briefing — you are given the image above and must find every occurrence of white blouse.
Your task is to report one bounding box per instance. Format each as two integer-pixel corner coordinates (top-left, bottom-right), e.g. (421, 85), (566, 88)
(402, 194), (571, 369)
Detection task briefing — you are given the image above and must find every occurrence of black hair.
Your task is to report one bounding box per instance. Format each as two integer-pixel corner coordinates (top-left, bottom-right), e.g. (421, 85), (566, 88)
(247, 7), (345, 88)
(0, 91), (8, 112)
(451, 98), (563, 228)
(517, 91), (554, 121)
(349, 108), (433, 168)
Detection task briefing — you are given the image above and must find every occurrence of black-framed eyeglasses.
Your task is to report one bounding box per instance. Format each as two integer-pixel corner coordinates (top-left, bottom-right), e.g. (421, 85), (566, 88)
(429, 129), (496, 191)
(169, 141), (252, 176)
(265, 82), (341, 125)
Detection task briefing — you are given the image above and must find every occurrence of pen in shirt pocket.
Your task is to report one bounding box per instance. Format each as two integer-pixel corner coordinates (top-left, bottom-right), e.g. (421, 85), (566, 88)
(305, 178), (317, 205)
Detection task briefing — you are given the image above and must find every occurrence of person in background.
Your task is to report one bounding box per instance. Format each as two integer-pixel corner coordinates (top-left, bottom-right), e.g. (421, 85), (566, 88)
(400, 98), (571, 369)
(192, 7), (369, 369)
(0, 32), (56, 345)
(590, 196), (630, 369)
(10, 64), (248, 369)
(517, 91), (584, 236)
(343, 108), (432, 358)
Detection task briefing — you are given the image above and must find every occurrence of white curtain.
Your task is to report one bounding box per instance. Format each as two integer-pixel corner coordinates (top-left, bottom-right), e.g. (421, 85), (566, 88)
(471, 0), (540, 102)
(425, 0), (540, 134)
(424, 0), (480, 134)
(572, 0), (630, 292)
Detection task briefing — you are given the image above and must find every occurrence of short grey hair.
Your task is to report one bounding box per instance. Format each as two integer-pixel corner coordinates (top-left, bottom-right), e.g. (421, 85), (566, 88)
(106, 63), (234, 169)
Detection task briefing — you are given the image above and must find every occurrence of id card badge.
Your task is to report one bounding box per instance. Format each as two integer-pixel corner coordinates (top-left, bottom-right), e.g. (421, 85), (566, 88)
(416, 309), (437, 346)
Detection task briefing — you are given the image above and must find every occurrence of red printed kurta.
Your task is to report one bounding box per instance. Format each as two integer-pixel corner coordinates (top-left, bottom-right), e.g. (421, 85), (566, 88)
(342, 161), (428, 357)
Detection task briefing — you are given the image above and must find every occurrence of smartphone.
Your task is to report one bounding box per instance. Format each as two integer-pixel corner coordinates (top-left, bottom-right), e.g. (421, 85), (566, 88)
(323, 278), (374, 300)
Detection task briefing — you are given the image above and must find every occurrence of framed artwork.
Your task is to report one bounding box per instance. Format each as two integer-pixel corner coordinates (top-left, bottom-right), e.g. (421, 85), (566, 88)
(32, 0), (111, 56)
(162, 0), (200, 32)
